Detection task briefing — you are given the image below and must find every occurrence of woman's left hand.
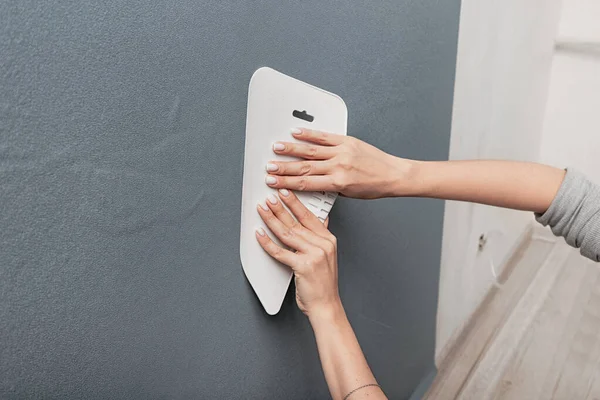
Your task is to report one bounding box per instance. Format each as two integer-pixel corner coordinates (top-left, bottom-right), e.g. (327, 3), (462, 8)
(257, 191), (387, 400)
(255, 189), (341, 319)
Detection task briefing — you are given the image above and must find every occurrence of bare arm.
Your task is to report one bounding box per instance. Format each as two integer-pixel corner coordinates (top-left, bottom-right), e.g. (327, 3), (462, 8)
(411, 160), (566, 213)
(265, 129), (565, 214)
(309, 305), (385, 400)
(267, 128), (599, 262)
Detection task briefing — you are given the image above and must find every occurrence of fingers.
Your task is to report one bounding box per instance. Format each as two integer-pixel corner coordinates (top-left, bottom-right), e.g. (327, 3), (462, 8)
(265, 175), (337, 192)
(265, 160), (332, 176)
(323, 217), (329, 228)
(273, 142), (336, 160)
(264, 192), (297, 228)
(255, 228), (298, 267)
(266, 191), (331, 248)
(292, 128), (346, 146)
(257, 202), (311, 253)
(277, 189), (331, 237)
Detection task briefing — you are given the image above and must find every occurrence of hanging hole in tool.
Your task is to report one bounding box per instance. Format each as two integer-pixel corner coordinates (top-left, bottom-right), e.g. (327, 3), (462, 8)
(292, 110), (314, 122)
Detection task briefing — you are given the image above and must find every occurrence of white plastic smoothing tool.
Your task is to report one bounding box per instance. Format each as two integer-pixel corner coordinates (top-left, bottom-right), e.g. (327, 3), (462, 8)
(240, 67), (347, 315)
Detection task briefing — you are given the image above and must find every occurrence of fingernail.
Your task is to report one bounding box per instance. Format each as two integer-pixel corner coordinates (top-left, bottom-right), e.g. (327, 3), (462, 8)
(265, 176), (277, 185)
(256, 228), (266, 236)
(267, 194), (277, 204)
(273, 143), (285, 151)
(266, 163), (278, 172)
(279, 189), (290, 197)
(291, 128), (302, 135)
(258, 202), (269, 211)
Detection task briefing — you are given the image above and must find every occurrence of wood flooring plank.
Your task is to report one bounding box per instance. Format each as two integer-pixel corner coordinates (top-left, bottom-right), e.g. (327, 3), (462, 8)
(551, 261), (600, 400)
(457, 243), (572, 399)
(424, 238), (556, 400)
(585, 266), (600, 400)
(493, 250), (592, 400)
(427, 235), (600, 400)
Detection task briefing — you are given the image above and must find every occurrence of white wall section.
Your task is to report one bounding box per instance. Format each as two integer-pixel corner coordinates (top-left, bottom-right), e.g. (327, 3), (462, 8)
(437, 0), (563, 362)
(540, 0), (600, 183)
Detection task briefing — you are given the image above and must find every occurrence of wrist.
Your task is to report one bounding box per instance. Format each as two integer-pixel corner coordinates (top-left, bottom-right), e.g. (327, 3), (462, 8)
(308, 299), (346, 328)
(387, 157), (429, 197)
(410, 160), (439, 197)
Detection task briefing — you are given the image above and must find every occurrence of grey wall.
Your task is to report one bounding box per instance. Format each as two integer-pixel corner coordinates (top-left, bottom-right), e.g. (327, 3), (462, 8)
(0, 1), (460, 398)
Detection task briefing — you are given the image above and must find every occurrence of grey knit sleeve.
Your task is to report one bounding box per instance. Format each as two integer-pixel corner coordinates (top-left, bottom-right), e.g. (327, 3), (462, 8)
(535, 169), (600, 262)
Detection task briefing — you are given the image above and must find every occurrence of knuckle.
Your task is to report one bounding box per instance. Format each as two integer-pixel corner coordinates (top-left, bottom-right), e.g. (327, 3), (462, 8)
(346, 137), (359, 149)
(296, 177), (308, 191)
(303, 263), (317, 275)
(329, 235), (337, 246)
(298, 257), (313, 270)
(323, 238), (335, 251)
(302, 129), (314, 139)
(270, 245), (282, 257)
(326, 234), (337, 245)
(306, 146), (318, 158)
(298, 208), (312, 221)
(290, 219), (301, 230)
(331, 173), (347, 191)
(340, 162), (352, 172)
(325, 240), (337, 256)
(299, 163), (312, 175)
(316, 132), (328, 144)
(313, 247), (327, 261)
(280, 228), (294, 240)
(337, 153), (353, 170)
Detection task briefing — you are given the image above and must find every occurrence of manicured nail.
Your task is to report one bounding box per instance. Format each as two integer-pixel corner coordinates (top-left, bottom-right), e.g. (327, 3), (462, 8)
(291, 128), (302, 135)
(273, 143), (285, 151)
(267, 194), (277, 204)
(265, 176), (277, 185)
(258, 202), (269, 211)
(266, 163), (278, 172)
(256, 228), (266, 236)
(279, 189), (290, 197)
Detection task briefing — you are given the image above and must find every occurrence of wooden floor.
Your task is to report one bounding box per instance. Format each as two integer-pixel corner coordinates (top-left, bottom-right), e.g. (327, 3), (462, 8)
(425, 230), (600, 400)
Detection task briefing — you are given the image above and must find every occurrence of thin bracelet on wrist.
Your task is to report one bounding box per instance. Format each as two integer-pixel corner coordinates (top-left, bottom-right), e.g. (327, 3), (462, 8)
(343, 383), (383, 400)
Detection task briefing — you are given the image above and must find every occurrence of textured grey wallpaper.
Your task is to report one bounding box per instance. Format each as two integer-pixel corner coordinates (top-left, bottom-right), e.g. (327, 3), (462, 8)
(0, 1), (460, 398)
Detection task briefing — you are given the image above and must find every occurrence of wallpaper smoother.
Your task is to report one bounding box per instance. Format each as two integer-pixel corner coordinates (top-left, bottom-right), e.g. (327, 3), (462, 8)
(0, 1), (460, 398)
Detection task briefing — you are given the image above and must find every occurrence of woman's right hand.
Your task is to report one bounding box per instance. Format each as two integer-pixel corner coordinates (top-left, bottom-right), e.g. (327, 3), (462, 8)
(264, 128), (420, 199)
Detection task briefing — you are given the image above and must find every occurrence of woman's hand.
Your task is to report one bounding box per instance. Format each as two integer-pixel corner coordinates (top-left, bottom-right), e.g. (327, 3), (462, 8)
(256, 188), (387, 400)
(255, 188), (341, 318)
(264, 128), (419, 199)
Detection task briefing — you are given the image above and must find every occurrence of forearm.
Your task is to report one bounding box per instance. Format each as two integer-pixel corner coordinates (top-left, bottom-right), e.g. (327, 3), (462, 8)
(404, 160), (566, 213)
(309, 303), (386, 400)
